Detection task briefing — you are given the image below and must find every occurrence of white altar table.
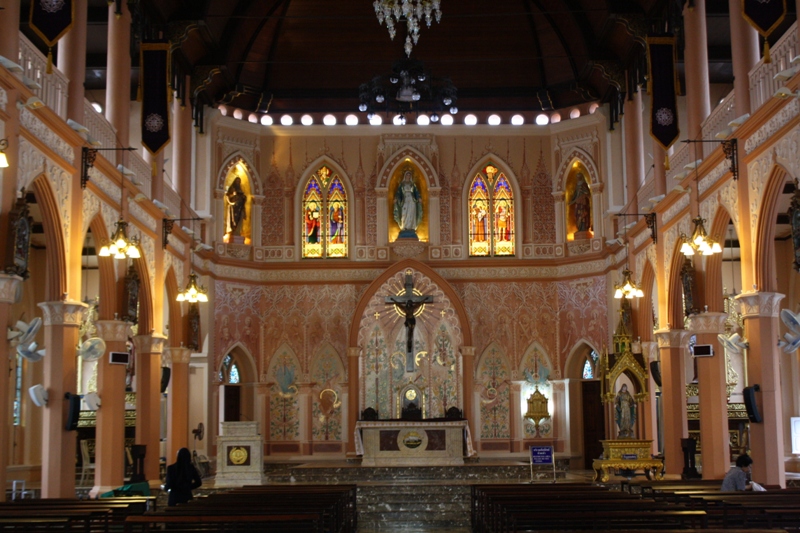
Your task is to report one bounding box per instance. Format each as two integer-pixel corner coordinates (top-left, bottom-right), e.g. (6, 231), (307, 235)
(354, 420), (474, 467)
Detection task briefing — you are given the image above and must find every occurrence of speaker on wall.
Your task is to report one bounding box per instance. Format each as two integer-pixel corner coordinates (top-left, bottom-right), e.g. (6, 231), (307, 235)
(649, 361), (662, 388)
(160, 367), (171, 394)
(743, 384), (762, 423)
(65, 393), (81, 431)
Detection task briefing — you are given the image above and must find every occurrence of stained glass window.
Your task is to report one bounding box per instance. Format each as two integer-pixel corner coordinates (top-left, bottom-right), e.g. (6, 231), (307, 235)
(229, 364), (240, 384)
(302, 166), (348, 258)
(220, 353), (241, 384)
(468, 164), (515, 257)
(13, 355), (22, 425)
(582, 350), (600, 380)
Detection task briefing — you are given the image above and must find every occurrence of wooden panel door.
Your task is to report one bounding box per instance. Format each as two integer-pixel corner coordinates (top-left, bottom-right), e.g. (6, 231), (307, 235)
(582, 380), (605, 470)
(224, 385), (241, 422)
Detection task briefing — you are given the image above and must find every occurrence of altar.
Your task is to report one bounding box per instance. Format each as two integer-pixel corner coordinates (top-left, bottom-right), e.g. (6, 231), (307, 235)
(355, 420), (474, 467)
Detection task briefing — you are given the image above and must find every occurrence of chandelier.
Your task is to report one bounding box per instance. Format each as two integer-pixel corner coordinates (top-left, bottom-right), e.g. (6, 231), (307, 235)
(680, 216), (721, 256)
(614, 267), (645, 299)
(99, 219), (140, 259)
(176, 272), (208, 303)
(374, 0), (442, 57)
(358, 59), (457, 123)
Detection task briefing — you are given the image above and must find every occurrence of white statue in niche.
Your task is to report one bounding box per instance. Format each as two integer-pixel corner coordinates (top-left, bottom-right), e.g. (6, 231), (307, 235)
(393, 169), (423, 238)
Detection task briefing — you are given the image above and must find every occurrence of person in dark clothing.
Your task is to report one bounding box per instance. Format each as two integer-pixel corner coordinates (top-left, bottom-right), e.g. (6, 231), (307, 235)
(721, 453), (753, 492)
(164, 447), (202, 506)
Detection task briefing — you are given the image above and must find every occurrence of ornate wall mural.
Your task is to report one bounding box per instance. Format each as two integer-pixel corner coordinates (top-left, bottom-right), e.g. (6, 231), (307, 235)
(476, 343), (511, 439)
(310, 343), (344, 441)
(267, 344), (301, 441)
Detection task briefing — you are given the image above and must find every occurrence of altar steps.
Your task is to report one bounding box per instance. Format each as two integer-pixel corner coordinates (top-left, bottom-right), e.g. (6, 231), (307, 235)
(357, 483), (471, 530)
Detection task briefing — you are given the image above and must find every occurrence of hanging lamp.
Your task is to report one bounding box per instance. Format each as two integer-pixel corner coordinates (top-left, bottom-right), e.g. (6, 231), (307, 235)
(176, 272), (208, 303)
(680, 216), (722, 256)
(98, 218), (140, 259)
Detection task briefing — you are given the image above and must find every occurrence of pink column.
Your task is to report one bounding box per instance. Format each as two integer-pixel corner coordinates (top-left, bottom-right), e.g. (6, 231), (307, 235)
(56, 0), (87, 122)
(729, 0), (760, 117)
(652, 141), (667, 197)
(0, 276), (23, 501)
(624, 90), (645, 212)
(133, 333), (167, 486)
(172, 75), (193, 218)
(683, 0), (711, 141)
(0, 0), (20, 62)
(105, 1), (131, 150)
(346, 347), (359, 456)
(461, 346), (476, 450)
(736, 292), (786, 487)
(91, 320), (129, 497)
(38, 300), (87, 498)
(688, 313), (730, 479)
(144, 150), (164, 203)
(165, 347), (191, 461)
(655, 329), (690, 476)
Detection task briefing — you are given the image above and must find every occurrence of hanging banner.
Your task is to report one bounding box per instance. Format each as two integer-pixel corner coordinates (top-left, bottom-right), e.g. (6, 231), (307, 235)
(647, 36), (680, 169)
(742, 0), (786, 63)
(140, 41), (171, 156)
(29, 0), (74, 74)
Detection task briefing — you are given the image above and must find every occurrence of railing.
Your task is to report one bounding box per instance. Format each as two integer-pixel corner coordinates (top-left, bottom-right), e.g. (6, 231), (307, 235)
(128, 151), (152, 199)
(700, 89), (736, 157)
(163, 182), (182, 218)
(18, 32), (68, 120)
(665, 141), (691, 182)
(83, 99), (117, 149)
(636, 178), (656, 214)
(749, 22), (798, 112)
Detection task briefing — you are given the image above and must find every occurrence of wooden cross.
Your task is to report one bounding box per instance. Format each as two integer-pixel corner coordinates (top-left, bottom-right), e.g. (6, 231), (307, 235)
(385, 270), (433, 372)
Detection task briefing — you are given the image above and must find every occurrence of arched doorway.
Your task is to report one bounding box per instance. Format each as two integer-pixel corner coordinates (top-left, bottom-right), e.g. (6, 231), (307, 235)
(564, 341), (604, 469)
(218, 346), (256, 423)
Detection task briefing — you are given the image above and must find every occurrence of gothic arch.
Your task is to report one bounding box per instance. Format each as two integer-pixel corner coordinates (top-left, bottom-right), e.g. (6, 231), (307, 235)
(86, 215), (117, 321)
(636, 258), (657, 341)
(755, 164), (794, 292)
(132, 255), (154, 336)
(31, 174), (67, 301)
(216, 151), (263, 196)
(666, 237), (688, 331)
(704, 205), (736, 311)
(555, 147), (601, 193)
(164, 267), (183, 347)
(223, 341), (259, 383)
(348, 258), (472, 347)
(376, 147), (438, 189)
(518, 341), (554, 376)
(564, 339), (601, 379)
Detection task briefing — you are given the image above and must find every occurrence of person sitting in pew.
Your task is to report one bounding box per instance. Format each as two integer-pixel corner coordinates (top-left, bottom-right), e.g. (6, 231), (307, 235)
(721, 454), (753, 492)
(164, 448), (202, 506)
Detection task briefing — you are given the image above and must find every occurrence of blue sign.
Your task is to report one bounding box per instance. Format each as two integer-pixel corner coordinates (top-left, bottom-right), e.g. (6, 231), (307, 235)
(530, 446), (553, 465)
(622, 453), (638, 460)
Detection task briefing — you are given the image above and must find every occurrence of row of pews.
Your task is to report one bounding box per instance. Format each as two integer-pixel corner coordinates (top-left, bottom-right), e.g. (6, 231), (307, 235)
(472, 481), (800, 532)
(0, 485), (356, 532)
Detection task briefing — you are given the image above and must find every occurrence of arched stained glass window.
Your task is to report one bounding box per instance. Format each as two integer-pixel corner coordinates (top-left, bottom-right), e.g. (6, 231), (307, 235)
(302, 166), (348, 258)
(220, 353), (241, 384)
(582, 350), (600, 379)
(468, 164), (515, 256)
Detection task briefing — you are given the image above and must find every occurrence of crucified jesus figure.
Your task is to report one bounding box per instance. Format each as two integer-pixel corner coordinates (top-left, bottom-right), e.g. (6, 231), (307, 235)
(385, 270), (434, 372)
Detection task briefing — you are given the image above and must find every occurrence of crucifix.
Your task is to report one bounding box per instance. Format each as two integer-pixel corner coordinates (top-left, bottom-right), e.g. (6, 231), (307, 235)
(385, 269), (434, 372)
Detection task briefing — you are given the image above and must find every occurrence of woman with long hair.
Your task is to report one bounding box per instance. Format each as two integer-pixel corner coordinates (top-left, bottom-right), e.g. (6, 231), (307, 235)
(164, 447), (202, 506)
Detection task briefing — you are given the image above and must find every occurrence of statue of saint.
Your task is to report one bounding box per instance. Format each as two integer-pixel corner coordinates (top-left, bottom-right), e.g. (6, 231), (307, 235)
(224, 176), (247, 238)
(615, 384), (636, 439)
(393, 170), (423, 238)
(569, 172), (592, 234)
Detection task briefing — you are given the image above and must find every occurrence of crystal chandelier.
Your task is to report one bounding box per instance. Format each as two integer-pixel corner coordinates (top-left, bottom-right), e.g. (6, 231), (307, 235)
(614, 267), (645, 299)
(680, 216), (722, 256)
(99, 219), (140, 259)
(374, 0), (442, 57)
(176, 272), (208, 303)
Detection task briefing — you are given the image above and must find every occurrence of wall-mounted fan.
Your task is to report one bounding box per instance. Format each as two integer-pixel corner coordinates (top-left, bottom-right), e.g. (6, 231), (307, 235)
(192, 422), (204, 442)
(779, 309), (800, 354)
(83, 392), (101, 410)
(28, 384), (48, 407)
(8, 317), (42, 346)
(17, 341), (45, 362)
(77, 337), (106, 361)
(717, 332), (748, 356)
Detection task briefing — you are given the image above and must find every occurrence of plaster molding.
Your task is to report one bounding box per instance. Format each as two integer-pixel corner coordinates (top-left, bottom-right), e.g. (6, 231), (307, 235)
(687, 312), (729, 334)
(38, 300), (88, 326)
(744, 97), (799, 154)
(734, 291), (785, 319)
(0, 274), (23, 304)
(95, 320), (130, 342)
(654, 328), (691, 349)
(133, 332), (168, 354)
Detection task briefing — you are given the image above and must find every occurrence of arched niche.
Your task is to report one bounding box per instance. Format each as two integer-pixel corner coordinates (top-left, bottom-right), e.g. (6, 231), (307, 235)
(564, 161), (594, 241)
(475, 342), (511, 439)
(564, 340), (602, 380)
(266, 343), (302, 442)
(219, 343), (258, 423)
(518, 343), (554, 438)
(31, 175), (67, 301)
(387, 160), (429, 242)
(219, 157), (257, 245)
(755, 164), (794, 292)
(635, 258), (657, 341)
(310, 342), (345, 442)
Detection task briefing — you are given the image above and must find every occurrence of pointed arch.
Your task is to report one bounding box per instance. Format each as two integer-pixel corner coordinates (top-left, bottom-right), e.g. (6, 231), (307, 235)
(216, 151), (263, 196)
(475, 341), (511, 439)
(376, 147), (438, 189)
(132, 254), (154, 336)
(164, 267), (183, 347)
(755, 164), (794, 292)
(31, 174), (67, 301)
(667, 237), (688, 330)
(564, 339), (602, 379)
(223, 341), (258, 384)
(555, 148), (601, 192)
(518, 341), (553, 376)
(87, 215), (117, 321)
(636, 258), (657, 341)
(704, 205), (735, 311)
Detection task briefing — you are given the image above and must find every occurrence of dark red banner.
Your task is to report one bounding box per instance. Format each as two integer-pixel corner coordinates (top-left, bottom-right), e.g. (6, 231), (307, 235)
(647, 37), (680, 153)
(140, 41), (171, 156)
(29, 0), (74, 73)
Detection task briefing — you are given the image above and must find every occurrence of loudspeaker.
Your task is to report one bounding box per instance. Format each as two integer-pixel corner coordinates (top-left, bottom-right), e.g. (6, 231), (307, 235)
(65, 393), (81, 431)
(160, 367), (171, 393)
(743, 384), (762, 423)
(649, 361), (662, 388)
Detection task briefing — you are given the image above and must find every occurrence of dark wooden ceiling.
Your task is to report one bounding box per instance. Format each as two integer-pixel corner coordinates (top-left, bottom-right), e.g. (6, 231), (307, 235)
(17, 1), (798, 118)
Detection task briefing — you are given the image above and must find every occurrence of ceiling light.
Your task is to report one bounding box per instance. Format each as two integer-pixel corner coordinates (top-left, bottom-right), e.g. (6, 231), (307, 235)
(464, 114), (477, 126)
(569, 108), (581, 119)
(440, 114), (453, 126)
(511, 114), (524, 125)
(550, 112), (561, 123)
(369, 115), (383, 126)
(280, 115), (293, 126)
(613, 268), (645, 299)
(345, 114), (359, 126)
(176, 272), (208, 303)
(535, 114), (549, 125)
(91, 102), (103, 114)
(393, 114), (406, 125)
(218, 106), (228, 116)
(417, 115), (430, 126)
(301, 114), (313, 126)
(233, 109), (243, 120)
(323, 114), (337, 126)
(680, 216), (721, 256)
(260, 115), (273, 126)
(248, 113), (258, 123)
(0, 139), (8, 168)
(430, 112), (439, 123)
(98, 219), (140, 260)
(488, 114), (501, 126)
(374, 0), (442, 57)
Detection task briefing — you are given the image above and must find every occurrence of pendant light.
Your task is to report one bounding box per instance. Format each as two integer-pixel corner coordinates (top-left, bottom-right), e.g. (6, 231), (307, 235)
(176, 272), (208, 303)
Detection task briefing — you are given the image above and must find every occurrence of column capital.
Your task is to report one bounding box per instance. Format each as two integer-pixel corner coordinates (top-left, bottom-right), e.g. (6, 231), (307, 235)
(37, 300), (88, 326)
(654, 328), (691, 349)
(641, 341), (659, 362)
(95, 320), (129, 342)
(347, 347), (360, 358)
(734, 291), (785, 319)
(132, 333), (168, 355)
(164, 346), (191, 365)
(687, 312), (729, 334)
(460, 346), (476, 357)
(0, 274), (23, 304)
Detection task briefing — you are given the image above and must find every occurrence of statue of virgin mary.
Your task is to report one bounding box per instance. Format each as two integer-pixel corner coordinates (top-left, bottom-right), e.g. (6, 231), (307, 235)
(393, 169), (423, 239)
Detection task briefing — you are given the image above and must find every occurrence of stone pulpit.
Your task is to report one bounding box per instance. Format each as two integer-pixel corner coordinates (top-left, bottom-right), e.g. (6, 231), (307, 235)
(215, 422), (266, 487)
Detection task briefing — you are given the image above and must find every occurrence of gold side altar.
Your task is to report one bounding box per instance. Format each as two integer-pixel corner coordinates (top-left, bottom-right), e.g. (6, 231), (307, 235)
(591, 440), (664, 483)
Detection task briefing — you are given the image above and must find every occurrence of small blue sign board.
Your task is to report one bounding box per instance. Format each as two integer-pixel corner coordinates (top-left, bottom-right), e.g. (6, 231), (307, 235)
(530, 446), (553, 465)
(622, 453), (638, 460)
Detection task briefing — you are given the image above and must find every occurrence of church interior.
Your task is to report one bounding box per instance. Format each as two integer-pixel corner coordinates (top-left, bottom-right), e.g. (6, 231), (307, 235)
(2, 0), (800, 530)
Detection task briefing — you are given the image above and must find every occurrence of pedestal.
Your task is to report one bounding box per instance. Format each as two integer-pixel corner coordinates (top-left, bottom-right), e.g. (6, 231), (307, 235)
(591, 439), (664, 483)
(214, 422), (266, 487)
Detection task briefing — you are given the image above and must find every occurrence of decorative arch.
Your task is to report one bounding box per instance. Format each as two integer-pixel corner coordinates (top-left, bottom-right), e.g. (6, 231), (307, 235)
(267, 342), (301, 441)
(164, 267), (183, 347)
(563, 339), (602, 380)
(294, 157), (355, 259)
(216, 151), (263, 196)
(666, 237), (688, 331)
(636, 258), (657, 341)
(475, 341), (511, 439)
(555, 147), (601, 193)
(376, 147), (438, 189)
(518, 341), (553, 377)
(310, 342), (345, 442)
(31, 174), (67, 301)
(704, 205), (736, 311)
(87, 215), (117, 321)
(222, 341), (258, 384)
(755, 164), (794, 292)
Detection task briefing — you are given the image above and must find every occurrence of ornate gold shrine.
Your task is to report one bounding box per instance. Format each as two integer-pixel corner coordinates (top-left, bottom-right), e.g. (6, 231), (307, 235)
(591, 439), (664, 483)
